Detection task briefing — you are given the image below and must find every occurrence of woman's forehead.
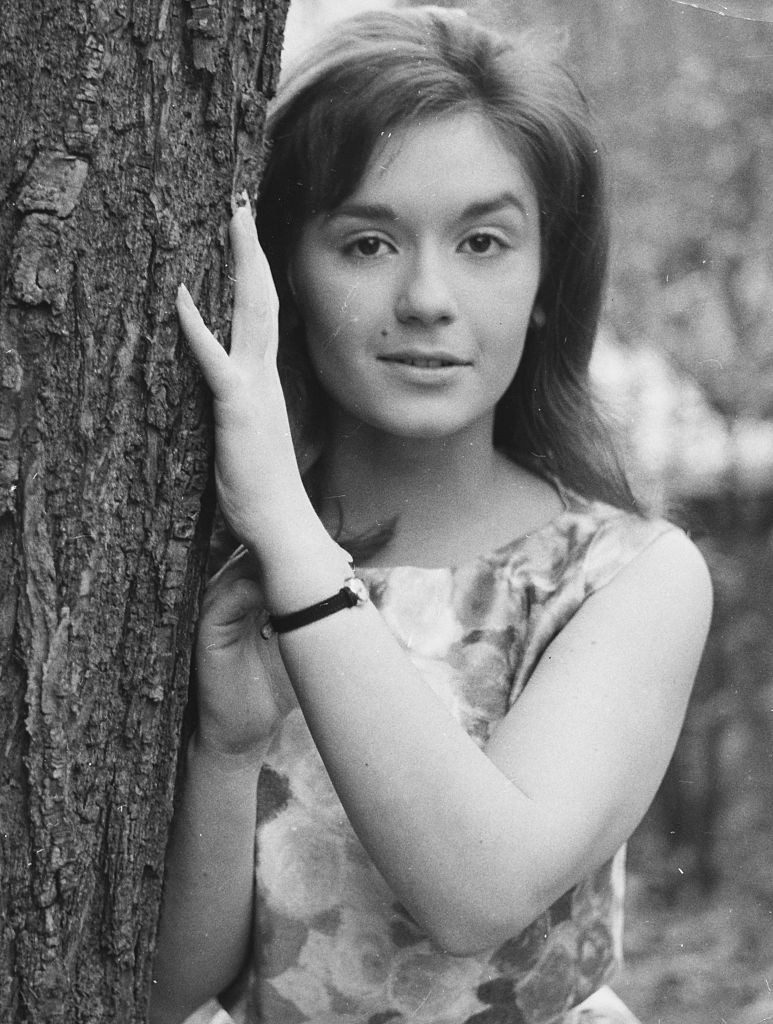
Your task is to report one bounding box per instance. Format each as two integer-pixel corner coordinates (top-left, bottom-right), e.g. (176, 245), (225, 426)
(345, 111), (539, 219)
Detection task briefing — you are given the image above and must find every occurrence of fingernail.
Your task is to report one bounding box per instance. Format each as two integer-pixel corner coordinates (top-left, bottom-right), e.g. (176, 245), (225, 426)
(231, 189), (250, 215)
(177, 283), (192, 303)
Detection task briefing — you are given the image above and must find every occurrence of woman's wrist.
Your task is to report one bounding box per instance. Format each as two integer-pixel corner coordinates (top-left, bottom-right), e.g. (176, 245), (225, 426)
(243, 509), (356, 619)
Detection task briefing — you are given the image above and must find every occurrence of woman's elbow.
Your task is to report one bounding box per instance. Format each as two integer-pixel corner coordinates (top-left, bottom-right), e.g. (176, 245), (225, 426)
(419, 899), (536, 958)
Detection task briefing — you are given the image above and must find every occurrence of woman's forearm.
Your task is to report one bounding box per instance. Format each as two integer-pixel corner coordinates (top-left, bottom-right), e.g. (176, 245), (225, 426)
(149, 734), (266, 1024)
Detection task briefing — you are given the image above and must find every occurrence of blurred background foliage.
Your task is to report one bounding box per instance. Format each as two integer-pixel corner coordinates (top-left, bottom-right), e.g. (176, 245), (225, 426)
(282, 3), (773, 1020)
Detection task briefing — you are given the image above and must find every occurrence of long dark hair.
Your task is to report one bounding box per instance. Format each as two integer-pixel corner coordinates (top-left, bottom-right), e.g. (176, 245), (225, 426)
(257, 5), (640, 514)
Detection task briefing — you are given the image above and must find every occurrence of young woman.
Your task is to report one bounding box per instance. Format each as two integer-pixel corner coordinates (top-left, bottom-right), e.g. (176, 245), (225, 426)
(150, 8), (712, 1024)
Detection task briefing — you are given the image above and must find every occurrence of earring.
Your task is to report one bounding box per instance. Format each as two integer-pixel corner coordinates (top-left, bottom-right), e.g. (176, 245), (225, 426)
(530, 305), (546, 329)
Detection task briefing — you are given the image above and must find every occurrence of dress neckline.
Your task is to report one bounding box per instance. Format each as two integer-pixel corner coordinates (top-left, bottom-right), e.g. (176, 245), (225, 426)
(358, 483), (590, 576)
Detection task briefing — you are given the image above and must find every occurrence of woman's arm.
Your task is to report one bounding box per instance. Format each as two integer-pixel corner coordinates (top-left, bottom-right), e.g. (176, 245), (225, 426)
(148, 738), (263, 1024)
(150, 554), (287, 1023)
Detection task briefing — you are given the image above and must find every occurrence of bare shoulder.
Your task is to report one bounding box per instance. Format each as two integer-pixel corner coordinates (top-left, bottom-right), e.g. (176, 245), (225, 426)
(605, 524), (713, 621)
(556, 524), (713, 703)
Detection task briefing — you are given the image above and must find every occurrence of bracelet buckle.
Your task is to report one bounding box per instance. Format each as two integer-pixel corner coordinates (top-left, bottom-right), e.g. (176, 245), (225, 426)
(261, 575), (369, 639)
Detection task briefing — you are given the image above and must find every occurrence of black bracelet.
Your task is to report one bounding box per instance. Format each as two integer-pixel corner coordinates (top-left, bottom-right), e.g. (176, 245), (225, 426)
(261, 577), (370, 638)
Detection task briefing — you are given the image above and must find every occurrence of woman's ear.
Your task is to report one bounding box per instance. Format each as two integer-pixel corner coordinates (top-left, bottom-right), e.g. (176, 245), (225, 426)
(530, 304), (546, 329)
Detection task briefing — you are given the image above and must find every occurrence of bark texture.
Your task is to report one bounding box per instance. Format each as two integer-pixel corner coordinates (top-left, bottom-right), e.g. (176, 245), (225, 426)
(0, 1), (289, 1020)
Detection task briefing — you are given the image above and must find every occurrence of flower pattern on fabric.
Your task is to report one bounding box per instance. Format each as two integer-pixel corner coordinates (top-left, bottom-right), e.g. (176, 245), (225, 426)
(251, 492), (674, 1024)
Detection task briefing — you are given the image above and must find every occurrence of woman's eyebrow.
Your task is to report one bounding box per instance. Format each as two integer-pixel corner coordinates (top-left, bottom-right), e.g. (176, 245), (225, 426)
(327, 202), (398, 222)
(460, 192), (529, 220)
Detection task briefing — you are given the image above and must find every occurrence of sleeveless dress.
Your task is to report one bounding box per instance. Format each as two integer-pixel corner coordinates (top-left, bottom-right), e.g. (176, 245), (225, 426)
(185, 491), (674, 1024)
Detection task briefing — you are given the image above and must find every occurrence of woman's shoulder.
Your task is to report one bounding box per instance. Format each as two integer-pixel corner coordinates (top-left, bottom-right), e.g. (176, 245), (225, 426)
(494, 476), (698, 602)
(556, 486), (706, 597)
(501, 484), (711, 706)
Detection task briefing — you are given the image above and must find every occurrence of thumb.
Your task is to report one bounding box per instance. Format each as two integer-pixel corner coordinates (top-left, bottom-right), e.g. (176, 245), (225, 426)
(177, 283), (232, 396)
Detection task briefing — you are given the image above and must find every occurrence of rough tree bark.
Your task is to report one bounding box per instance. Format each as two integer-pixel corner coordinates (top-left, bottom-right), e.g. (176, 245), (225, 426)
(0, 1), (289, 1020)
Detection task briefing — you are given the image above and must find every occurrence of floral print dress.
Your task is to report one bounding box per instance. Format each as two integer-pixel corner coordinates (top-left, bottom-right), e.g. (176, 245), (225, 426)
(188, 492), (674, 1024)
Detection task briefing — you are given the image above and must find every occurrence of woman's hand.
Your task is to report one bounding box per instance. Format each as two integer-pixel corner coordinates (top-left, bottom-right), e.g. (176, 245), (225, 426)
(194, 546), (293, 758)
(177, 201), (311, 559)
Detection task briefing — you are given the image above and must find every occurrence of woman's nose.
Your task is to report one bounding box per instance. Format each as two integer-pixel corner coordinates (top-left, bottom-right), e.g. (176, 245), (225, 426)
(394, 250), (457, 326)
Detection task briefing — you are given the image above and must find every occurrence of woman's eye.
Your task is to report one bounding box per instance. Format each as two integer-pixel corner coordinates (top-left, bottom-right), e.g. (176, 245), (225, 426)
(347, 236), (392, 258)
(460, 233), (504, 256)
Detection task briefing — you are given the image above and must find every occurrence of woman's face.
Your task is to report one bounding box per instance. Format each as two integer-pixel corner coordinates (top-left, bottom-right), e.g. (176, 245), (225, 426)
(290, 110), (542, 445)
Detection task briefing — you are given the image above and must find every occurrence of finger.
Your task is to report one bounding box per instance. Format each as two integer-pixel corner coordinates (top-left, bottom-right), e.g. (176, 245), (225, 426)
(209, 544), (262, 587)
(200, 574), (265, 630)
(229, 205), (279, 362)
(204, 545), (265, 621)
(177, 284), (231, 395)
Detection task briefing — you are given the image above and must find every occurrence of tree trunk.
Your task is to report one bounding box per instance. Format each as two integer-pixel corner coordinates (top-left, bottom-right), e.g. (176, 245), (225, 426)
(0, 1), (289, 1020)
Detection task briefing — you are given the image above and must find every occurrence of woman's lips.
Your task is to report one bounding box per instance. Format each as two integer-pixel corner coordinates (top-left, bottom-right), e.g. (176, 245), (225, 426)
(379, 353), (471, 368)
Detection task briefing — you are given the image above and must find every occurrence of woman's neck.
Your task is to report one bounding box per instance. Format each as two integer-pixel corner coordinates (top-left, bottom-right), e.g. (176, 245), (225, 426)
(322, 426), (496, 517)
(314, 416), (559, 568)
